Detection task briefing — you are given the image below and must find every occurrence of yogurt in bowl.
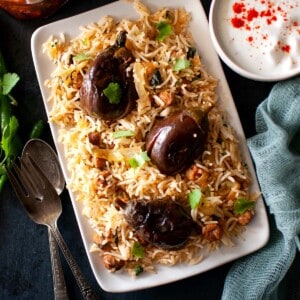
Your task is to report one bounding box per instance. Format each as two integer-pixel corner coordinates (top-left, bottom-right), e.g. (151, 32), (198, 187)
(209, 0), (300, 81)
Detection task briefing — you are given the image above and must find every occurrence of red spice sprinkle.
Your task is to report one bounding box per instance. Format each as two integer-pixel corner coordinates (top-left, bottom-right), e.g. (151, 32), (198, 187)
(233, 2), (245, 14)
(247, 8), (259, 21)
(229, 0), (299, 54)
(231, 17), (245, 28)
(261, 9), (272, 17)
(281, 44), (291, 53)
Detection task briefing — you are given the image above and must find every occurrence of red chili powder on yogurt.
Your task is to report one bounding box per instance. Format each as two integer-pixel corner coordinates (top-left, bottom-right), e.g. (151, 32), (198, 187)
(230, 0), (299, 54)
(233, 2), (245, 13)
(231, 17), (245, 28)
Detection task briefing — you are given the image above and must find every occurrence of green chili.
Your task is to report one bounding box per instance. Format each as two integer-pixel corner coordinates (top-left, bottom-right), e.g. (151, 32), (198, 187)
(0, 174), (7, 192)
(0, 93), (12, 134)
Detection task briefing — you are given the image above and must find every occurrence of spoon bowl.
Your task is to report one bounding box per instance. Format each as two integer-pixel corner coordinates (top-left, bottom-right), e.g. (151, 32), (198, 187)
(22, 138), (65, 194)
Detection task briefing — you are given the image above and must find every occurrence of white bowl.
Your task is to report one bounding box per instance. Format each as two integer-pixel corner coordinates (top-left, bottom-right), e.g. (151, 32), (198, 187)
(209, 0), (300, 81)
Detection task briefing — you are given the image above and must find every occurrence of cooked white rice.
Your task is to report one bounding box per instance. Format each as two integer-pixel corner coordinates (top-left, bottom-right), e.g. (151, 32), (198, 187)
(43, 0), (258, 277)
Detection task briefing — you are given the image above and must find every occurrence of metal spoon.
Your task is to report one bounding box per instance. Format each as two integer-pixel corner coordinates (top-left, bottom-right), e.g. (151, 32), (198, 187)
(22, 138), (68, 300)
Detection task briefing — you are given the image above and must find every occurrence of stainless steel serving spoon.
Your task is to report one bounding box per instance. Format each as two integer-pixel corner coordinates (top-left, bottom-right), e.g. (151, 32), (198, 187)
(22, 138), (68, 300)
(21, 138), (99, 300)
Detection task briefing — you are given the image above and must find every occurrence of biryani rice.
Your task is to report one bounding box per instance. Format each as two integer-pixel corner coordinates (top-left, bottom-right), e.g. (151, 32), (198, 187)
(43, 0), (258, 276)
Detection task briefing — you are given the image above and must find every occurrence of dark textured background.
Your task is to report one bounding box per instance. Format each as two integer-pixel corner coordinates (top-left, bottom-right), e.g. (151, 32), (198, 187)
(0, 1), (298, 299)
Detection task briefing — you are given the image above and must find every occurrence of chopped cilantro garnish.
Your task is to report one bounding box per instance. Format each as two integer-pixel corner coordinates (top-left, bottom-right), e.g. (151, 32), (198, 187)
(134, 265), (144, 276)
(82, 39), (88, 46)
(128, 157), (139, 169)
(173, 58), (190, 72)
(112, 130), (134, 139)
(103, 82), (122, 104)
(233, 198), (255, 215)
(132, 241), (144, 258)
(128, 151), (150, 169)
(0, 51), (22, 193)
(0, 73), (20, 95)
(156, 22), (172, 41)
(73, 52), (92, 63)
(188, 188), (202, 209)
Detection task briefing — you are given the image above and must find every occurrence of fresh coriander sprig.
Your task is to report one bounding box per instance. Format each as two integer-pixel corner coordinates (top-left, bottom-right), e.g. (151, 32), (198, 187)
(233, 198), (255, 215)
(0, 50), (22, 192)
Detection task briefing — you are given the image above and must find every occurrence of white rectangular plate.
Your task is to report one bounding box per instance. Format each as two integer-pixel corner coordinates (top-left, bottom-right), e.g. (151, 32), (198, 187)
(31, 0), (269, 293)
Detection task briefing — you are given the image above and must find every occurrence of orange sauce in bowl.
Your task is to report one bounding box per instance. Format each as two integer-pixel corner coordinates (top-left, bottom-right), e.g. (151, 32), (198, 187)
(0, 0), (68, 19)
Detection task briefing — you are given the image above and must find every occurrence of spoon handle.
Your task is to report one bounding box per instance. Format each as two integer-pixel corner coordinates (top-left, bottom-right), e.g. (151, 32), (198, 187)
(48, 228), (69, 300)
(49, 225), (99, 300)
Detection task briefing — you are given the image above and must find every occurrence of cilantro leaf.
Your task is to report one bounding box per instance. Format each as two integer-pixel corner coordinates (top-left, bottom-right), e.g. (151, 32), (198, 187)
(173, 58), (190, 72)
(112, 130), (134, 139)
(73, 52), (92, 63)
(82, 39), (88, 46)
(134, 265), (144, 276)
(156, 22), (172, 41)
(188, 188), (202, 209)
(128, 157), (139, 169)
(132, 241), (144, 258)
(128, 151), (150, 169)
(233, 198), (255, 215)
(1, 73), (20, 95)
(103, 82), (122, 104)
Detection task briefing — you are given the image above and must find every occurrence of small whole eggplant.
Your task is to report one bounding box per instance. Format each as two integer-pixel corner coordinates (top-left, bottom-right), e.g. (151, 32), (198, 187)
(79, 31), (138, 121)
(123, 199), (198, 249)
(145, 109), (208, 175)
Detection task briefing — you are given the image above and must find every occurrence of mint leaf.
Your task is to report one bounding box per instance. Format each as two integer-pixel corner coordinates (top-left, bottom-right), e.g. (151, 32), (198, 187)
(128, 157), (139, 169)
(73, 52), (92, 63)
(188, 188), (202, 209)
(233, 198), (255, 215)
(112, 130), (134, 139)
(174, 58), (190, 72)
(103, 82), (122, 104)
(134, 265), (144, 276)
(156, 22), (172, 41)
(132, 241), (144, 258)
(128, 151), (150, 169)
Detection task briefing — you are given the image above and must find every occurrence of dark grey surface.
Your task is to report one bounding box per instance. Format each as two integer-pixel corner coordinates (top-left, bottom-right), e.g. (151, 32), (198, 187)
(0, 1), (297, 299)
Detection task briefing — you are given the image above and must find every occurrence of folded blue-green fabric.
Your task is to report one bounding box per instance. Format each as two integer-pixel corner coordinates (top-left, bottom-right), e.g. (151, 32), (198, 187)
(222, 77), (300, 300)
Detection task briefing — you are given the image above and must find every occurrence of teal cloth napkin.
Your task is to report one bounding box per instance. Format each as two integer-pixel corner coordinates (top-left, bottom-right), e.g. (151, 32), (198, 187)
(221, 77), (300, 300)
